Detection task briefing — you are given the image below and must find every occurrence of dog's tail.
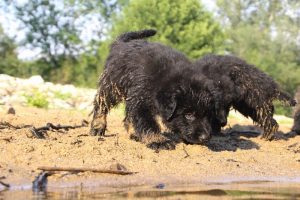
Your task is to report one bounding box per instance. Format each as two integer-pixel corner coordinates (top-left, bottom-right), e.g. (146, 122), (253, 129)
(117, 29), (157, 42)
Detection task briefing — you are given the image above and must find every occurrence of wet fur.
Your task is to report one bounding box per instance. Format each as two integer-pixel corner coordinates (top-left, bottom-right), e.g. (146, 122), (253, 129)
(195, 54), (296, 140)
(90, 30), (222, 150)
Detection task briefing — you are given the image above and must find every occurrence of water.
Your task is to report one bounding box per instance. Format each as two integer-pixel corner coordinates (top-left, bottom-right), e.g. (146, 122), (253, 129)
(1, 181), (300, 200)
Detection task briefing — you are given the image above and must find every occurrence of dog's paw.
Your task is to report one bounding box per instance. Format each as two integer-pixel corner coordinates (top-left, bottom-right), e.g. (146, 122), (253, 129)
(147, 140), (176, 151)
(261, 133), (274, 141)
(89, 128), (106, 136)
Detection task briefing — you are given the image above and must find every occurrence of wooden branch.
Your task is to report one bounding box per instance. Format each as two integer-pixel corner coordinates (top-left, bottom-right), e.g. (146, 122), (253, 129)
(30, 120), (89, 139)
(0, 120), (89, 139)
(0, 181), (10, 188)
(0, 121), (31, 130)
(183, 144), (190, 158)
(38, 166), (137, 175)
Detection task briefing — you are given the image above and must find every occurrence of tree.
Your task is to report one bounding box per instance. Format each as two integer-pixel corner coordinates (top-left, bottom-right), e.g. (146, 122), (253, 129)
(2, 0), (107, 86)
(216, 0), (300, 94)
(109, 0), (225, 59)
(0, 25), (22, 75)
(13, 0), (81, 69)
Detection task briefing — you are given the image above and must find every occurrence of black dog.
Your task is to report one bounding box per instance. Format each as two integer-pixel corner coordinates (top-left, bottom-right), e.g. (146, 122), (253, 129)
(90, 30), (224, 150)
(194, 54), (296, 140)
(292, 88), (300, 134)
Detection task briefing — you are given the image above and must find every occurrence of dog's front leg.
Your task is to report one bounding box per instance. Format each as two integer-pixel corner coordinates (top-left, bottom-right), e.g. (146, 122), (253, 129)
(90, 92), (108, 136)
(127, 102), (176, 150)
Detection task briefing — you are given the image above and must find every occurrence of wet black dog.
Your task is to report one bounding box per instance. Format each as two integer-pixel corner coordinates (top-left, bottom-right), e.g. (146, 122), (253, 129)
(195, 54), (296, 140)
(292, 88), (300, 134)
(90, 30), (223, 150)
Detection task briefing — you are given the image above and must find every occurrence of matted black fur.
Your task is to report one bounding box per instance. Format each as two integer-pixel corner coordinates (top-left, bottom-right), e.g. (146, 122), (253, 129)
(90, 30), (223, 150)
(292, 88), (300, 134)
(195, 54), (296, 140)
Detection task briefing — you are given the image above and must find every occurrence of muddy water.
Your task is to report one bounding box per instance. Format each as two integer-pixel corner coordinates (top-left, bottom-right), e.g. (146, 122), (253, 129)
(1, 180), (300, 200)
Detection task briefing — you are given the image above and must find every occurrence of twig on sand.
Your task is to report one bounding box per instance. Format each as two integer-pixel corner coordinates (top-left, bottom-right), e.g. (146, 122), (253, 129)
(37, 166), (137, 175)
(30, 120), (89, 139)
(0, 180), (10, 188)
(0, 121), (31, 130)
(183, 144), (190, 158)
(0, 120), (89, 139)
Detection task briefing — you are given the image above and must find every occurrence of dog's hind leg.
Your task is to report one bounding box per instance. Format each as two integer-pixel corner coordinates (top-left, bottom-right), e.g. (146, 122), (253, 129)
(126, 100), (175, 150)
(233, 101), (278, 140)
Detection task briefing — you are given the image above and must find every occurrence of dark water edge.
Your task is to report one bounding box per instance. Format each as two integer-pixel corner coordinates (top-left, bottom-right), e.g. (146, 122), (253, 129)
(1, 180), (300, 200)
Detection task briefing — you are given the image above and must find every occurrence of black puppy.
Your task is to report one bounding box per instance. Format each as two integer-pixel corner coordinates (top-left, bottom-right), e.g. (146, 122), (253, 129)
(90, 30), (223, 150)
(195, 54), (296, 140)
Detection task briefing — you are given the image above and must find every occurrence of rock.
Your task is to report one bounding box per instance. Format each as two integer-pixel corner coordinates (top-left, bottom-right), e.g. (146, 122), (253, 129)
(27, 75), (44, 85)
(7, 107), (15, 115)
(49, 99), (73, 109)
(0, 74), (14, 82)
(0, 74), (97, 110)
(78, 102), (93, 110)
(109, 163), (128, 172)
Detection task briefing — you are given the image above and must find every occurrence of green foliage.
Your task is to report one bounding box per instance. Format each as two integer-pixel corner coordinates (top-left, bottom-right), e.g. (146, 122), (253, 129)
(2, 0), (102, 87)
(24, 91), (49, 108)
(274, 104), (293, 117)
(53, 91), (71, 100)
(217, 0), (300, 95)
(14, 0), (81, 69)
(110, 0), (225, 59)
(217, 0), (300, 116)
(0, 25), (22, 75)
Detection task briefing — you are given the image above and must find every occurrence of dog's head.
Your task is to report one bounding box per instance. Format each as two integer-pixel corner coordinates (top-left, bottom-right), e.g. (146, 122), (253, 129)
(211, 76), (236, 127)
(155, 85), (213, 144)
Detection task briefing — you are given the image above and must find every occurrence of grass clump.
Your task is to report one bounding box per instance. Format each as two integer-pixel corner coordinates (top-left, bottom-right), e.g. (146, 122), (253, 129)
(53, 90), (72, 100)
(24, 91), (49, 108)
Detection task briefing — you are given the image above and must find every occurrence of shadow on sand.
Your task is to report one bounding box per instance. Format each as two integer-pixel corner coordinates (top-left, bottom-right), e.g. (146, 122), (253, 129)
(165, 124), (300, 152)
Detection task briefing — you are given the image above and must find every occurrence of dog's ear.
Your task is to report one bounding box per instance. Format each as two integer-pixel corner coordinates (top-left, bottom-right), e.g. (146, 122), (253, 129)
(155, 90), (178, 121)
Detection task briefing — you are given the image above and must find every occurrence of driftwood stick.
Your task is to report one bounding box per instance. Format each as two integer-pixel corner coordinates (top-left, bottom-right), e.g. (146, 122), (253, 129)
(0, 180), (10, 188)
(0, 121), (31, 130)
(0, 120), (88, 136)
(183, 144), (190, 158)
(38, 166), (137, 175)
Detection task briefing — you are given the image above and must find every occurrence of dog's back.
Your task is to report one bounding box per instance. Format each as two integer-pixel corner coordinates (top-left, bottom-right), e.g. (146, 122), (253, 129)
(195, 54), (296, 139)
(196, 54), (295, 105)
(103, 32), (192, 98)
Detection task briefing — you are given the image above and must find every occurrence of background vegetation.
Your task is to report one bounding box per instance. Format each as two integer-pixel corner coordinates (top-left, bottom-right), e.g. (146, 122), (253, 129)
(0, 0), (299, 114)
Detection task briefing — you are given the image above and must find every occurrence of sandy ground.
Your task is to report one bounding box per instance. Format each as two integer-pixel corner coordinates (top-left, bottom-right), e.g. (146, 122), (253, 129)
(0, 105), (300, 191)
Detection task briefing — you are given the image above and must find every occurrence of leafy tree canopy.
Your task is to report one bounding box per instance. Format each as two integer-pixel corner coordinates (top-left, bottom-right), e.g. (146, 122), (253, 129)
(110, 0), (226, 59)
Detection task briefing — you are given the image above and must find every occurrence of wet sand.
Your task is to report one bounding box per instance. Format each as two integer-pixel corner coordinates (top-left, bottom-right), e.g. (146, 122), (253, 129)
(0, 105), (300, 191)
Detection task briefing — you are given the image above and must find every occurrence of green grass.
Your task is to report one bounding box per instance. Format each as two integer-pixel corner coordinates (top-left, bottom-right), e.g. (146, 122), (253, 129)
(53, 90), (72, 100)
(24, 91), (49, 108)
